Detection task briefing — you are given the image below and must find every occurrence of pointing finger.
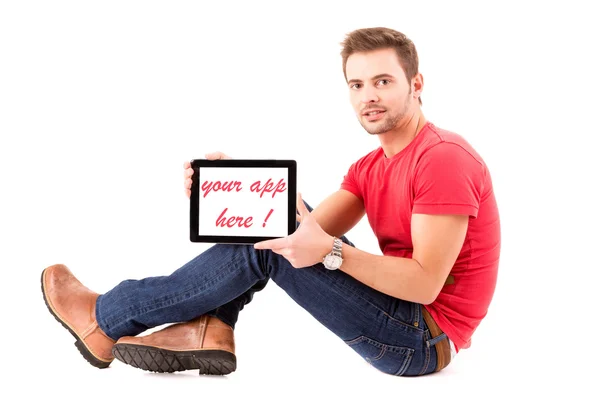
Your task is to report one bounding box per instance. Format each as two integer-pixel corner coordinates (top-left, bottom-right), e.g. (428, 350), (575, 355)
(254, 237), (287, 250)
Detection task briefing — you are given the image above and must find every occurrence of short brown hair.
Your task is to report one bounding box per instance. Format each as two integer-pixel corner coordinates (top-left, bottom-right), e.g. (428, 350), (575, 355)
(340, 27), (421, 105)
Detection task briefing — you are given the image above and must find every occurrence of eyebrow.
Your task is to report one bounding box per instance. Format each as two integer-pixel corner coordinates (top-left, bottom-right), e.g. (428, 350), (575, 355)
(347, 73), (395, 85)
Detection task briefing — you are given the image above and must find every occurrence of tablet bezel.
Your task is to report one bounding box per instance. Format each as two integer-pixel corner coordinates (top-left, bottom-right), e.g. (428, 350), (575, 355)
(189, 159), (297, 244)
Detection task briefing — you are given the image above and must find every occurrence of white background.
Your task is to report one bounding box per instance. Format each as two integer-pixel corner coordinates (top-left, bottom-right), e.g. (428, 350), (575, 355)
(198, 167), (289, 237)
(1, 0), (598, 398)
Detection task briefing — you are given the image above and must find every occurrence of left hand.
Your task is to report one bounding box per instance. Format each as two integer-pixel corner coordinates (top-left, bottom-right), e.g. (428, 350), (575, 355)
(254, 193), (333, 268)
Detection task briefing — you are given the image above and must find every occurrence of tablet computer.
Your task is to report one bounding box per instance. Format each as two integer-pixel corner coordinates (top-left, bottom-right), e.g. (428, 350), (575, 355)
(190, 159), (297, 244)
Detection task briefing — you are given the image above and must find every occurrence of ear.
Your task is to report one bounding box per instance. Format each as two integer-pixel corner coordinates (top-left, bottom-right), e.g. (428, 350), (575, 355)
(412, 73), (424, 100)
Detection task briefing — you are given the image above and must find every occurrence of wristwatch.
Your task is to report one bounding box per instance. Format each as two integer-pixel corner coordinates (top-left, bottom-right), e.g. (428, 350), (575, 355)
(323, 237), (343, 270)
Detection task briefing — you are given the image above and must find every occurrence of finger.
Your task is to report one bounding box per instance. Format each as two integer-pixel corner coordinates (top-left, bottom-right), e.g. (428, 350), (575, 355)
(184, 160), (190, 169)
(296, 214), (302, 223)
(205, 151), (231, 160)
(184, 165), (193, 180)
(185, 189), (191, 198)
(186, 178), (192, 189)
(297, 193), (310, 217)
(254, 237), (287, 250)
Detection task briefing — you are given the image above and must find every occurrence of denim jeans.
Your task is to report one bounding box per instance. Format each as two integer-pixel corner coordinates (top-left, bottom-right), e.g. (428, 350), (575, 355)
(96, 204), (440, 376)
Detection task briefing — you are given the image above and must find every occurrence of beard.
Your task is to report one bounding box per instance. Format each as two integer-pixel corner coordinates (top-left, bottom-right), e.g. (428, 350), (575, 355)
(360, 92), (412, 135)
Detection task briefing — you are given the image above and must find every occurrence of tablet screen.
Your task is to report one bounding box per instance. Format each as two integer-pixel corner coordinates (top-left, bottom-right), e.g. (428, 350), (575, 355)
(190, 159), (297, 244)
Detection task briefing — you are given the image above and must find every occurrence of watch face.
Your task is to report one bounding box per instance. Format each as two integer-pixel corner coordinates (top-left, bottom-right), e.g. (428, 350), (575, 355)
(325, 255), (342, 270)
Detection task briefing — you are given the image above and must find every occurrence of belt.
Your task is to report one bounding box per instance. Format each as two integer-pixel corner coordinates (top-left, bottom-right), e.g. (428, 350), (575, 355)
(421, 305), (452, 372)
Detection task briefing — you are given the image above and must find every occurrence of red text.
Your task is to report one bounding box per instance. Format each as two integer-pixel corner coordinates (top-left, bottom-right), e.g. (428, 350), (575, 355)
(250, 178), (286, 198)
(202, 180), (243, 198)
(215, 208), (254, 228)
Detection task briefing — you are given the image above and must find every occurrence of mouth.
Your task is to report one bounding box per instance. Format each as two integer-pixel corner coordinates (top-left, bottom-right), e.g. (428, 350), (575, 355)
(363, 110), (386, 122)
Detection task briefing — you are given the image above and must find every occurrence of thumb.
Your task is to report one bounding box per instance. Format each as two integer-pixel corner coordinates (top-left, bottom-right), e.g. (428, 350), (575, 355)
(297, 193), (310, 217)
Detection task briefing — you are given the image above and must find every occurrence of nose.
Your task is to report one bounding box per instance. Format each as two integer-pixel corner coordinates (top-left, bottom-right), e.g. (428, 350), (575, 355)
(360, 84), (379, 104)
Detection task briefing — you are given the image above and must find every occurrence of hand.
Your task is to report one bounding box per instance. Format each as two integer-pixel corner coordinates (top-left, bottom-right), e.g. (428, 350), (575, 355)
(183, 152), (232, 198)
(254, 193), (334, 268)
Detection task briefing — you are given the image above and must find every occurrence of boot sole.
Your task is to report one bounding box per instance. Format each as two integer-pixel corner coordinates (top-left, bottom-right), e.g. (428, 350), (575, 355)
(112, 343), (236, 375)
(40, 269), (112, 369)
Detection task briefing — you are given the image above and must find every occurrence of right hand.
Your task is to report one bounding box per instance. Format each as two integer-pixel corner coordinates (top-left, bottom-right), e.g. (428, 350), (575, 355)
(184, 151), (232, 198)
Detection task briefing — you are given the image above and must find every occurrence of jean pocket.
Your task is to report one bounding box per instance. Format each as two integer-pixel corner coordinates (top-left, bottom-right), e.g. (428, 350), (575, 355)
(345, 335), (415, 376)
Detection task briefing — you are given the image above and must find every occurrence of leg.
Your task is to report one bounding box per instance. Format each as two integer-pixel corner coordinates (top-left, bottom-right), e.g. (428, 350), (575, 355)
(95, 244), (272, 339)
(103, 246), (271, 375)
(43, 202), (434, 375)
(100, 241), (433, 376)
(95, 201), (318, 338)
(205, 277), (269, 329)
(261, 246), (435, 376)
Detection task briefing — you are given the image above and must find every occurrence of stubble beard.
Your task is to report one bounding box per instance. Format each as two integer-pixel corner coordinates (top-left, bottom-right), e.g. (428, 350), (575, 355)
(361, 93), (412, 136)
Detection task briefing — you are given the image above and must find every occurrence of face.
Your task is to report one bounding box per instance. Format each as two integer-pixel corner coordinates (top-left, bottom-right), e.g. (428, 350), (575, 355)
(346, 48), (418, 135)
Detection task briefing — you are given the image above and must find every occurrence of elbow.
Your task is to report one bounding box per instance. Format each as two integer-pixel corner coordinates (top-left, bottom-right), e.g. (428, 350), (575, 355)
(410, 290), (436, 305)
(420, 295), (436, 306)
(420, 286), (442, 305)
(418, 271), (449, 305)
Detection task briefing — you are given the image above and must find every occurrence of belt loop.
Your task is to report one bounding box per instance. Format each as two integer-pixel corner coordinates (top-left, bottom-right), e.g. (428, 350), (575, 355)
(425, 332), (448, 348)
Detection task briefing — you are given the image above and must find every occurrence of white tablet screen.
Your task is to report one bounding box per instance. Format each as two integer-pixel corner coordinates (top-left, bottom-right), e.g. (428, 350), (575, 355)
(197, 167), (289, 237)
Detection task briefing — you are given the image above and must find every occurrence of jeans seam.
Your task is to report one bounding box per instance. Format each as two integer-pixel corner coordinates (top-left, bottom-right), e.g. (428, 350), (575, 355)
(418, 330), (431, 375)
(414, 303), (421, 327)
(394, 348), (414, 376)
(346, 335), (367, 346)
(372, 346), (386, 361)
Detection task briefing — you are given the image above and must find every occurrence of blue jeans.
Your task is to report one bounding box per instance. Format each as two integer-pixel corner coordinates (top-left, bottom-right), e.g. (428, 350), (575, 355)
(96, 204), (440, 376)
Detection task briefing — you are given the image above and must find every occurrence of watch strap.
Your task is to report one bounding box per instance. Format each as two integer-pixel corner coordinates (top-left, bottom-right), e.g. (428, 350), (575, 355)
(332, 237), (343, 257)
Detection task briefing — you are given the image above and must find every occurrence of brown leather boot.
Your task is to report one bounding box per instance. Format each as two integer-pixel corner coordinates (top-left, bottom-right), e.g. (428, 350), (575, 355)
(41, 264), (115, 368)
(112, 315), (236, 375)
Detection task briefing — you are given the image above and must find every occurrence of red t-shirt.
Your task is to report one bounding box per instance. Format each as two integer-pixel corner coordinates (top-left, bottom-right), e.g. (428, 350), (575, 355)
(340, 121), (500, 350)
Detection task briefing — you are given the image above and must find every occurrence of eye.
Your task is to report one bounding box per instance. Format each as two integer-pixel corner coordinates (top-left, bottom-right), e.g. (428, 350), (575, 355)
(377, 79), (390, 86)
(350, 83), (362, 89)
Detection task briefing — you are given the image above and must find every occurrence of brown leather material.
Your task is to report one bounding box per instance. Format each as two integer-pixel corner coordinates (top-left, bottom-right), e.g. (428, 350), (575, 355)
(117, 315), (235, 354)
(42, 264), (115, 362)
(421, 305), (451, 372)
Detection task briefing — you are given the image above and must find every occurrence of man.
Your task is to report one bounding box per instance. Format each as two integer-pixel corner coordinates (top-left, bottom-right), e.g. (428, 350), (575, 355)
(41, 27), (500, 377)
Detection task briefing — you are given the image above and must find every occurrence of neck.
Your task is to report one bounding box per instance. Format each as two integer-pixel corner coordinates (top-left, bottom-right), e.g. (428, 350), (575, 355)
(379, 110), (426, 158)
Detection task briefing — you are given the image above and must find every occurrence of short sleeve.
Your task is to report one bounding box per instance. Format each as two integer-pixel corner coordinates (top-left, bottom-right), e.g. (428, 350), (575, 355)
(340, 162), (363, 201)
(412, 143), (483, 217)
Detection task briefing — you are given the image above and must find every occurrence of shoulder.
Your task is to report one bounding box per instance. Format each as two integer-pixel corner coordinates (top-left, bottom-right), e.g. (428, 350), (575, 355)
(418, 123), (485, 167)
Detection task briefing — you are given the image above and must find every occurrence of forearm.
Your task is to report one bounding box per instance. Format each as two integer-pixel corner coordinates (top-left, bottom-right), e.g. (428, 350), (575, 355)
(338, 243), (437, 305)
(310, 190), (365, 238)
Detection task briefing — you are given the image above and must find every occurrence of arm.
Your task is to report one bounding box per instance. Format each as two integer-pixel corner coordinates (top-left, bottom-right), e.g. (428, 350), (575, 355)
(339, 213), (468, 304)
(310, 189), (365, 238)
(255, 195), (468, 305)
